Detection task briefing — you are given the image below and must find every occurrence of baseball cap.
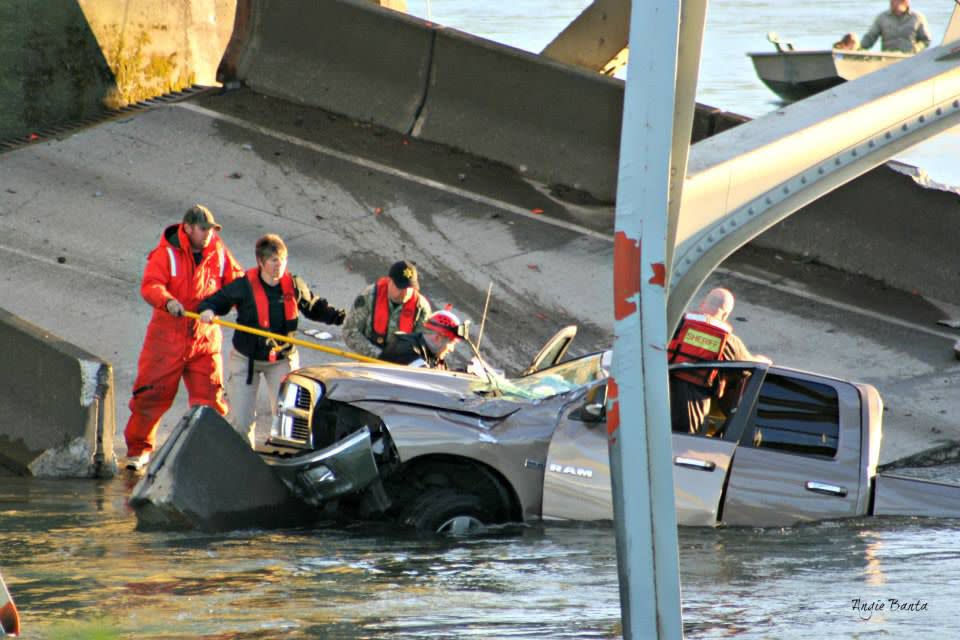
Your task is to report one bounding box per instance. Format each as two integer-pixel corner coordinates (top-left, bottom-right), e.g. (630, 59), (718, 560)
(388, 260), (419, 290)
(182, 204), (222, 231)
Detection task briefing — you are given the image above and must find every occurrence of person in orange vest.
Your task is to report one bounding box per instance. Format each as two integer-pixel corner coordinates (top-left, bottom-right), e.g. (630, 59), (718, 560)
(123, 204), (245, 471)
(667, 287), (771, 434)
(341, 260), (432, 359)
(197, 234), (345, 447)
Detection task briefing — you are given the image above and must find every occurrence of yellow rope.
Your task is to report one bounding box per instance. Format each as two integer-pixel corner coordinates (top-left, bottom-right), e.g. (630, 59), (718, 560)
(183, 310), (387, 364)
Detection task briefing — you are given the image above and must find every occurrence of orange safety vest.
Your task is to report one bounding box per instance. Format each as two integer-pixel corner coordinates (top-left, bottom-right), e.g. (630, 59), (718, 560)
(667, 313), (731, 387)
(247, 268), (297, 361)
(372, 276), (418, 346)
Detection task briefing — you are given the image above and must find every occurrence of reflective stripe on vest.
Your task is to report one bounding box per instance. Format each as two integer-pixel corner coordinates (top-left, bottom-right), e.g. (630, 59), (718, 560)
(167, 247), (177, 277)
(667, 313), (731, 387)
(371, 276), (418, 346)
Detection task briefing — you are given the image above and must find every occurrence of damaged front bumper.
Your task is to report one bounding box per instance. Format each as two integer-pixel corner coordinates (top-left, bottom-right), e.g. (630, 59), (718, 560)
(262, 427), (380, 506)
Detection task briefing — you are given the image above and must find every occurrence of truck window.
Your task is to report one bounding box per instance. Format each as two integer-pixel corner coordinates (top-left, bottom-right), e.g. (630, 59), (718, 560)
(669, 366), (752, 441)
(745, 374), (839, 457)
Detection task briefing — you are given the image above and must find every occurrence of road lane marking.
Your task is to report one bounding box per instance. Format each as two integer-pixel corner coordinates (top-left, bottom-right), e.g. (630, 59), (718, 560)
(0, 242), (133, 285)
(717, 267), (960, 342)
(173, 102), (615, 243)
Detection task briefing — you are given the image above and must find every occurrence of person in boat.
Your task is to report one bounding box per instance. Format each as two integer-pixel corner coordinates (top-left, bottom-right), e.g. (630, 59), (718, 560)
(860, 0), (931, 53)
(833, 33), (859, 50)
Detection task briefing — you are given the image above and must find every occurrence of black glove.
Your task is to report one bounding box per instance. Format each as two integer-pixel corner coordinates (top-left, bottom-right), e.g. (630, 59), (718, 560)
(333, 309), (346, 326)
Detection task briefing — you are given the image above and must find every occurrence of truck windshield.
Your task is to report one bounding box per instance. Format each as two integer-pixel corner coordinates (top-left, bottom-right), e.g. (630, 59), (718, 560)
(472, 352), (608, 401)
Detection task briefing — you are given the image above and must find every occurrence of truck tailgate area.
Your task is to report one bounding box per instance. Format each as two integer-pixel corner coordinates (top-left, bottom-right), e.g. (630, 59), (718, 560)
(873, 473), (960, 517)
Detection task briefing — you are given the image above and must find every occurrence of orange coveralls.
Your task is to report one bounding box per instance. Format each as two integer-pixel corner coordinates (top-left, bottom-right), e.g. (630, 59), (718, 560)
(123, 224), (244, 456)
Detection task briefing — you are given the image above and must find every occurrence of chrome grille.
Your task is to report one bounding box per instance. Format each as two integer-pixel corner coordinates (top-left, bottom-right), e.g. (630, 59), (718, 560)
(269, 377), (322, 449)
(295, 386), (312, 410)
(292, 416), (310, 441)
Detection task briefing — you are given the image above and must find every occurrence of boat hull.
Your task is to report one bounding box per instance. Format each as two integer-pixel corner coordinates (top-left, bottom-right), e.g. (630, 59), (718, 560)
(748, 49), (910, 101)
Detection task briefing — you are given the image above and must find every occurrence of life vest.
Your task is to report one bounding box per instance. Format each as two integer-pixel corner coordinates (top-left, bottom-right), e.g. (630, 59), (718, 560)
(371, 276), (419, 346)
(247, 268), (297, 362)
(667, 313), (731, 387)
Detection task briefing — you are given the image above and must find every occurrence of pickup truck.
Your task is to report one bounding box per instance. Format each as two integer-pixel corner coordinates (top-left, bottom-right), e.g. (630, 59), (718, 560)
(130, 327), (960, 533)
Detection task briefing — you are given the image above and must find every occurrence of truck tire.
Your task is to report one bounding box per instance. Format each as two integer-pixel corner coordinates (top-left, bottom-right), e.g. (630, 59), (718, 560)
(402, 488), (495, 535)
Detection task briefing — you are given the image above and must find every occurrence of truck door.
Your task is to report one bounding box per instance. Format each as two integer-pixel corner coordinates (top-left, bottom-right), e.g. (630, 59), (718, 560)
(542, 381), (615, 521)
(542, 365), (757, 525)
(721, 371), (865, 527)
(669, 364), (760, 526)
(521, 326), (577, 376)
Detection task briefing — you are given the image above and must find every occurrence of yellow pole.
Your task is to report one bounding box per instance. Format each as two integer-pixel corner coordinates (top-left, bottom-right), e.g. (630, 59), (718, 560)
(183, 311), (387, 364)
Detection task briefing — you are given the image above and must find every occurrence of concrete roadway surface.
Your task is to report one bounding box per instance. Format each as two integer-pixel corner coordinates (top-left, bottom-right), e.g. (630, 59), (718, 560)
(1, 87), (958, 467)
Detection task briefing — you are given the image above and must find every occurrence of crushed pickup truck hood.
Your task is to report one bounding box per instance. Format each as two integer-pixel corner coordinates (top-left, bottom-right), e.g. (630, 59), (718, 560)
(293, 363), (525, 419)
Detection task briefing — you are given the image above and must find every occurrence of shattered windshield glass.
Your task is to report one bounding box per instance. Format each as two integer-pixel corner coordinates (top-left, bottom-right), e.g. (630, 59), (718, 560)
(472, 352), (609, 401)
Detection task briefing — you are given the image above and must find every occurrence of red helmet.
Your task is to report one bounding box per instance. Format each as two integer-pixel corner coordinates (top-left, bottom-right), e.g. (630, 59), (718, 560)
(425, 310), (462, 341)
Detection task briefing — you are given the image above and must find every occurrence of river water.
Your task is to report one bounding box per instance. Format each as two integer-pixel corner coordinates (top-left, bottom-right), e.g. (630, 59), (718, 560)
(5, 476), (960, 638)
(6, 2), (960, 638)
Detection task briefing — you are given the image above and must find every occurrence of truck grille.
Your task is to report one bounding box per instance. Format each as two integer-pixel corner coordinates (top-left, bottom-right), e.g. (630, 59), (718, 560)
(291, 415), (311, 441)
(269, 377), (323, 448)
(295, 386), (312, 410)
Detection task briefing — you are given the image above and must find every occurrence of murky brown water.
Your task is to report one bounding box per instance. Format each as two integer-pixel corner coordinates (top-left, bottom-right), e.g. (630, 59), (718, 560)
(2, 477), (959, 638)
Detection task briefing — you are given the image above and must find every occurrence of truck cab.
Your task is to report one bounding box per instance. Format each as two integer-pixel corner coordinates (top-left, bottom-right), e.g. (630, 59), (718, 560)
(543, 362), (884, 527)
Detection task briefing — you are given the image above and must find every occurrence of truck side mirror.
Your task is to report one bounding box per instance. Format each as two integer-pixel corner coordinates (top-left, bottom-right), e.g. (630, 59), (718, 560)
(582, 402), (605, 422)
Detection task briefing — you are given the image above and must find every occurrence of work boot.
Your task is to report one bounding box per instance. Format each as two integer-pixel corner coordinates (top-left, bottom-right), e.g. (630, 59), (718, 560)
(124, 452), (151, 471)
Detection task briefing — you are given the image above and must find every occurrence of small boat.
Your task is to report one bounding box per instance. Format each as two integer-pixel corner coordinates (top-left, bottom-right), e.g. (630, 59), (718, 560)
(748, 32), (911, 102)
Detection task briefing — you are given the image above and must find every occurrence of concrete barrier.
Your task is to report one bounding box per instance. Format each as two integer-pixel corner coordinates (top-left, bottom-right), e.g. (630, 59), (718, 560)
(0, 0), (236, 140)
(0, 308), (116, 477)
(414, 28), (624, 202)
(751, 164), (960, 303)
(217, 0), (748, 202)
(0, 1), (114, 140)
(224, 0), (434, 133)
(77, 0), (236, 106)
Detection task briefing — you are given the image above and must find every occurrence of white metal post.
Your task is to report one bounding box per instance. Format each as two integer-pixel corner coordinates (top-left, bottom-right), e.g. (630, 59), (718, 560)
(608, 0), (689, 637)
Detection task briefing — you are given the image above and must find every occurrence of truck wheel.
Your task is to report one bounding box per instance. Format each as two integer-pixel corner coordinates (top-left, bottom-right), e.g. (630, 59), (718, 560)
(402, 488), (494, 535)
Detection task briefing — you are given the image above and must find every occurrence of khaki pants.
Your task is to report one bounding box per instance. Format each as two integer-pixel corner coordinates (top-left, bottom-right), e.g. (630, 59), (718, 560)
(225, 349), (299, 447)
